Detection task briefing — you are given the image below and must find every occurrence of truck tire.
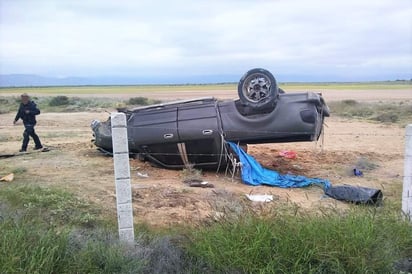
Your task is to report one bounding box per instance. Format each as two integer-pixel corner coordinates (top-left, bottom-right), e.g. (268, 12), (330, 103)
(238, 68), (279, 109)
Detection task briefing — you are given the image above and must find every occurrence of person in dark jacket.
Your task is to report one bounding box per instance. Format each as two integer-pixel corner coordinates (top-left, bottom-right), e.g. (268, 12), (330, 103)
(13, 93), (43, 152)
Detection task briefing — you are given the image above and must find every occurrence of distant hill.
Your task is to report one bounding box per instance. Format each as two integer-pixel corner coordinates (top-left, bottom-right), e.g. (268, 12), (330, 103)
(0, 74), (90, 87)
(0, 74), (240, 87)
(1, 73), (410, 87)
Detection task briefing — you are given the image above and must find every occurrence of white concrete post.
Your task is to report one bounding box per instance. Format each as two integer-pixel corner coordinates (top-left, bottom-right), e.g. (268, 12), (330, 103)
(111, 112), (135, 243)
(402, 124), (412, 222)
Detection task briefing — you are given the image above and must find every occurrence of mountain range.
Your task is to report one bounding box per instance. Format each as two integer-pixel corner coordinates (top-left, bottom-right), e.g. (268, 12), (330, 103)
(0, 74), (240, 87)
(1, 73), (409, 87)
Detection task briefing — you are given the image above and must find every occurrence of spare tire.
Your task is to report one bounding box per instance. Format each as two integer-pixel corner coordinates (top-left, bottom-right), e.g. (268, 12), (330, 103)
(238, 68), (279, 109)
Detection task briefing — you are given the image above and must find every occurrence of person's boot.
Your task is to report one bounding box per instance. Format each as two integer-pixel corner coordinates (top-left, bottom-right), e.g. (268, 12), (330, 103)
(19, 149), (26, 152)
(34, 146), (43, 150)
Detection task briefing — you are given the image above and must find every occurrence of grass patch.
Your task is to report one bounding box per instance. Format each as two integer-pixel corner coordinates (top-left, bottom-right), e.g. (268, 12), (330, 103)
(329, 100), (412, 125)
(0, 219), (71, 274)
(187, 205), (412, 273)
(0, 184), (210, 273)
(180, 166), (203, 182)
(0, 184), (411, 273)
(0, 218), (146, 274)
(45, 96), (119, 112)
(11, 166), (28, 175)
(0, 95), (163, 113)
(355, 157), (379, 171)
(0, 184), (100, 227)
(0, 185), (143, 273)
(0, 96), (19, 114)
(0, 95), (119, 113)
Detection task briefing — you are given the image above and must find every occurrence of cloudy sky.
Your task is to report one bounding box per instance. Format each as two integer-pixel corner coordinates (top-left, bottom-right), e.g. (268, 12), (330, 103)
(0, 0), (411, 82)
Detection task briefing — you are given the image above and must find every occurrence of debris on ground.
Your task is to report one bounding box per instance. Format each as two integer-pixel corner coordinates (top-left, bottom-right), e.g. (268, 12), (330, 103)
(393, 257), (412, 273)
(353, 168), (363, 176)
(137, 172), (149, 178)
(278, 150), (297, 159)
(184, 179), (214, 188)
(230, 142), (384, 206)
(0, 173), (14, 182)
(245, 194), (274, 202)
(228, 142), (330, 189)
(325, 185), (383, 205)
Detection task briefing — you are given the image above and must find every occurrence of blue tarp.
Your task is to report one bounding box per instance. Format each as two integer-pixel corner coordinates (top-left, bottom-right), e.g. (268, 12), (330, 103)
(228, 142), (331, 190)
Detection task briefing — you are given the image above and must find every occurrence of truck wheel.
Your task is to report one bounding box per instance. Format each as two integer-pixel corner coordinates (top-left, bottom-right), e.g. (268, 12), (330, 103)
(238, 68), (279, 109)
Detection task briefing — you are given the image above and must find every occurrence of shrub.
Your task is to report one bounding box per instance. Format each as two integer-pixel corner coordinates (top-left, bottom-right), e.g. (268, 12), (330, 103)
(372, 113), (399, 123)
(181, 166), (203, 182)
(355, 157), (379, 171)
(341, 99), (358, 106)
(0, 97), (18, 114)
(127, 97), (162, 106)
(128, 97), (149, 105)
(49, 96), (70, 106)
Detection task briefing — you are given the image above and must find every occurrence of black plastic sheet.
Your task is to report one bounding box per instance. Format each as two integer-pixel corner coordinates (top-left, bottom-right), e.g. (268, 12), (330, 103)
(325, 185), (383, 205)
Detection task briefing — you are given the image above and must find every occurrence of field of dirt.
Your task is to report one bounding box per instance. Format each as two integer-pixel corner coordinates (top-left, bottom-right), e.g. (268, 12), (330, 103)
(0, 89), (410, 227)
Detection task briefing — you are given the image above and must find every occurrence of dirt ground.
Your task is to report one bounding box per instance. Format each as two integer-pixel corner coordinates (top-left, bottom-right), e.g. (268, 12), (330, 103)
(0, 89), (410, 227)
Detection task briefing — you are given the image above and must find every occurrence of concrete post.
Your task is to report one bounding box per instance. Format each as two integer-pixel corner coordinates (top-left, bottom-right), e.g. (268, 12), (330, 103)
(402, 124), (412, 222)
(111, 112), (135, 243)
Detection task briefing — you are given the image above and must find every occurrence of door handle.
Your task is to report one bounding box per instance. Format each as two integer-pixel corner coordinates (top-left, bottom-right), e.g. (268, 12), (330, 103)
(202, 129), (213, 135)
(164, 133), (174, 139)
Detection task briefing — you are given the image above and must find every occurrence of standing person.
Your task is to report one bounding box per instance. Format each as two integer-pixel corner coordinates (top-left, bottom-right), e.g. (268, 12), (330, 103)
(13, 93), (43, 152)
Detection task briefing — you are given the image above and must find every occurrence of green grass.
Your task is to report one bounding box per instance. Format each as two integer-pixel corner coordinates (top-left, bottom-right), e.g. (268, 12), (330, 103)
(0, 218), (146, 274)
(0, 184), (101, 227)
(0, 183), (411, 273)
(0, 184), (206, 273)
(187, 205), (412, 273)
(0, 184), (143, 273)
(0, 219), (70, 274)
(11, 166), (28, 175)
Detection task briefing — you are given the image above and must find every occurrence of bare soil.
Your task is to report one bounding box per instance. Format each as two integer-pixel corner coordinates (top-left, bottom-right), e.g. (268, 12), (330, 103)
(0, 89), (409, 227)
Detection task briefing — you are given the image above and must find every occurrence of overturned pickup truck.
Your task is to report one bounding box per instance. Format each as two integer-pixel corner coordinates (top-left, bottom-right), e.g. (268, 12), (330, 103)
(91, 68), (329, 169)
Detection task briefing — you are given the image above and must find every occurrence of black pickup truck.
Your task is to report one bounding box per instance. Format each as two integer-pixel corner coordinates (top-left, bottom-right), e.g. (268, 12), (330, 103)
(91, 68), (329, 169)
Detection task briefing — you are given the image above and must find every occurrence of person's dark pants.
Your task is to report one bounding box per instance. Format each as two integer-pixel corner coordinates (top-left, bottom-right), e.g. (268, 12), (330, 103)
(22, 124), (42, 151)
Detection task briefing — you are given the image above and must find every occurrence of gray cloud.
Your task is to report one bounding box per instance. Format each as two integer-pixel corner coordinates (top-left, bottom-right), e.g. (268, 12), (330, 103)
(0, 0), (411, 81)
